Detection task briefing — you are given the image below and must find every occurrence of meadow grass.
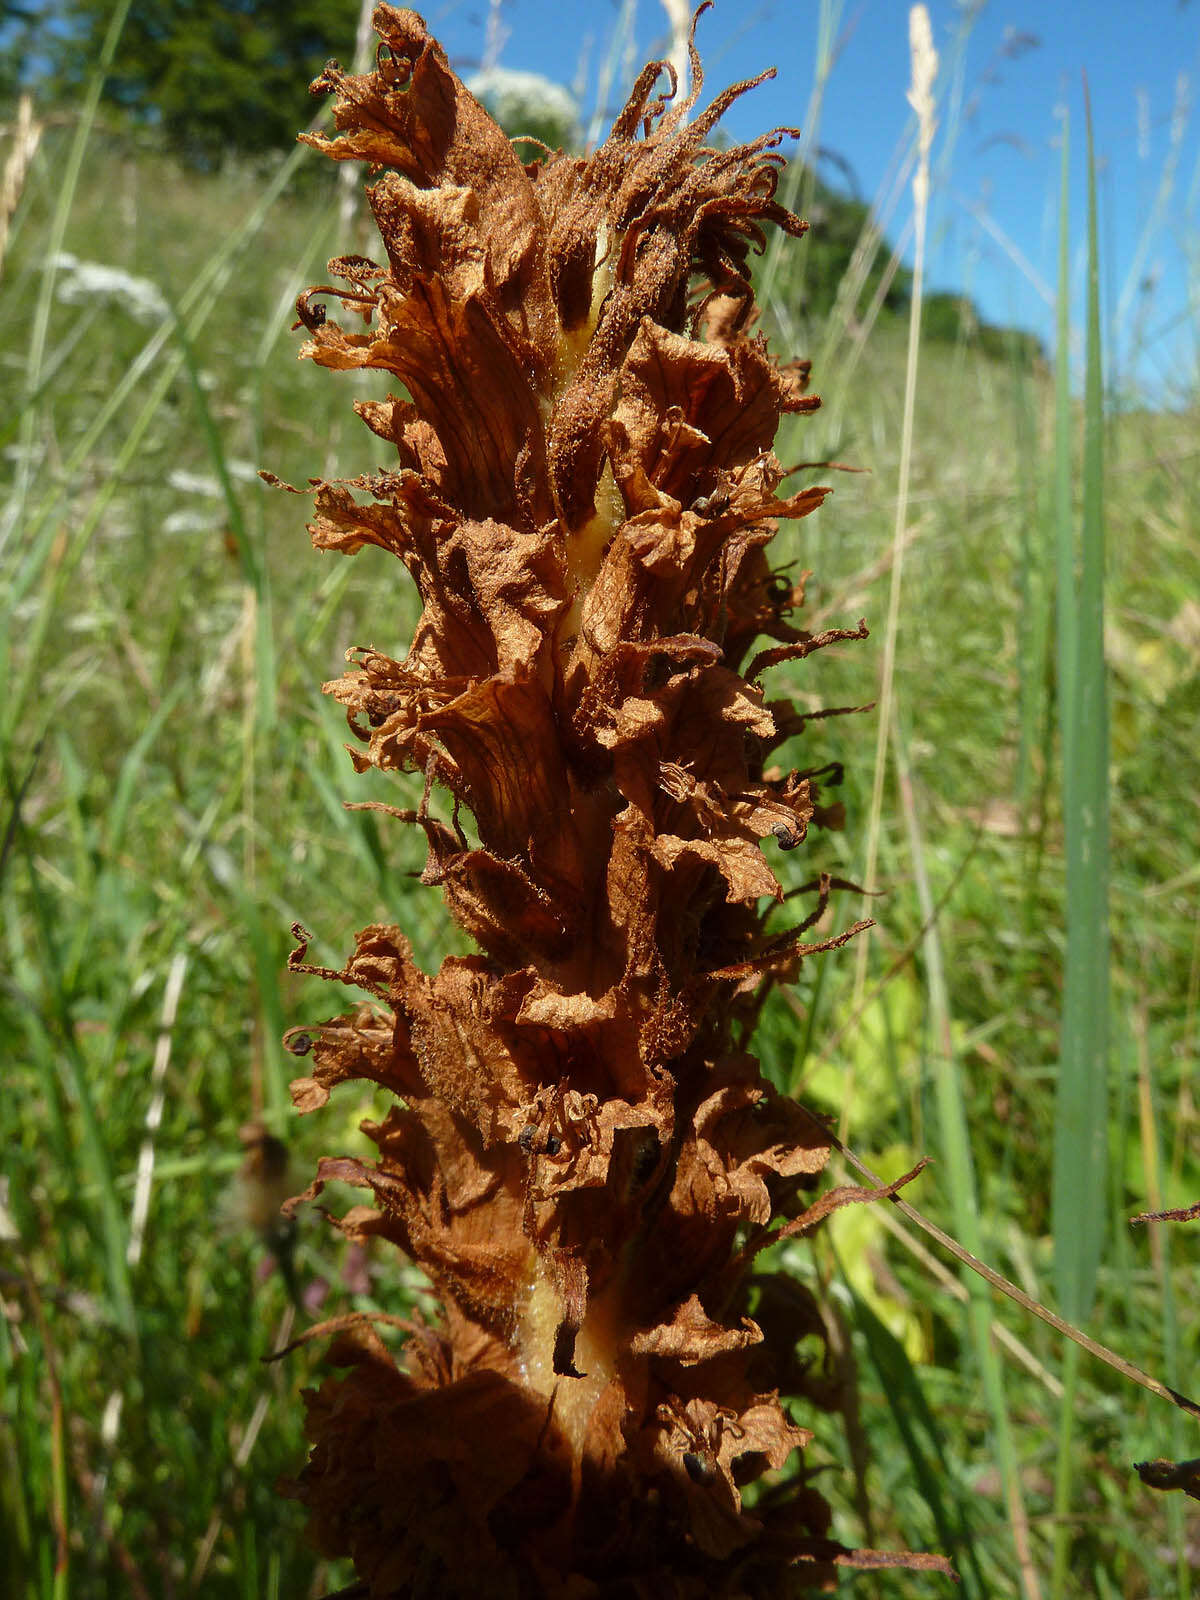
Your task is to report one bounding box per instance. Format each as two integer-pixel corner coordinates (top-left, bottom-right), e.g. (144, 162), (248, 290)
(3, 53), (1199, 1600)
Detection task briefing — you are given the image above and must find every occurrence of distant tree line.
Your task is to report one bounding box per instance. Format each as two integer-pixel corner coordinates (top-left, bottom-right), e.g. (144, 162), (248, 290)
(783, 168), (912, 320)
(6, 0), (363, 167)
(920, 290), (1045, 365)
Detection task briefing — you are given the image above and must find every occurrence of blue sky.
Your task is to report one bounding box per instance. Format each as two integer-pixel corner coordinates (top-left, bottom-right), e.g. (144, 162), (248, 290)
(421, 0), (1200, 400)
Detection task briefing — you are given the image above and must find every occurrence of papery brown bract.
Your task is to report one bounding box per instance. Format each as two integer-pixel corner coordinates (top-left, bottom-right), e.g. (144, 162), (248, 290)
(277, 6), (954, 1594)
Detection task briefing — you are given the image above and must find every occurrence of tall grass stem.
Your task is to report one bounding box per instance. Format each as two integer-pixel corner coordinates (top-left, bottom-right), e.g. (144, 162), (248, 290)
(847, 5), (938, 1139)
(1050, 82), (1111, 1596)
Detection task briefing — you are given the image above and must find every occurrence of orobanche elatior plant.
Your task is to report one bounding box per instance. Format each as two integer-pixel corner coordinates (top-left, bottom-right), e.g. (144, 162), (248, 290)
(273, 6), (950, 1594)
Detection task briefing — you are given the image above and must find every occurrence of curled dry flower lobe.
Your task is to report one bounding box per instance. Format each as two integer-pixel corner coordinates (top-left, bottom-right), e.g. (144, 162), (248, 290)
(276, 6), (951, 1594)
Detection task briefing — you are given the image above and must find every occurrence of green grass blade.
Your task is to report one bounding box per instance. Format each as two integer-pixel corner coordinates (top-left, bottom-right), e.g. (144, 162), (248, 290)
(103, 687), (189, 868)
(8, 826), (137, 1337)
(1011, 351), (1052, 825)
(166, 280), (279, 737)
(1050, 80), (1111, 1598)
(852, 1289), (989, 1597)
(894, 724), (1042, 1599)
(1051, 79), (1110, 1331)
(1053, 114), (1075, 774)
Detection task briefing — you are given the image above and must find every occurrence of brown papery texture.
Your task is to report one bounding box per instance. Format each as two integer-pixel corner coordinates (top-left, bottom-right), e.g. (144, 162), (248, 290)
(275, 6), (953, 1594)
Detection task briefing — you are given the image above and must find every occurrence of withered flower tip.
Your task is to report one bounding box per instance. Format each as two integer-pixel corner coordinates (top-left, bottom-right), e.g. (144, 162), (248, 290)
(275, 5), (952, 1594)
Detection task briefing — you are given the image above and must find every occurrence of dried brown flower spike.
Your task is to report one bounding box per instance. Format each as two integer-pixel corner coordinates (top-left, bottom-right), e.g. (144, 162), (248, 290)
(277, 6), (952, 1594)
